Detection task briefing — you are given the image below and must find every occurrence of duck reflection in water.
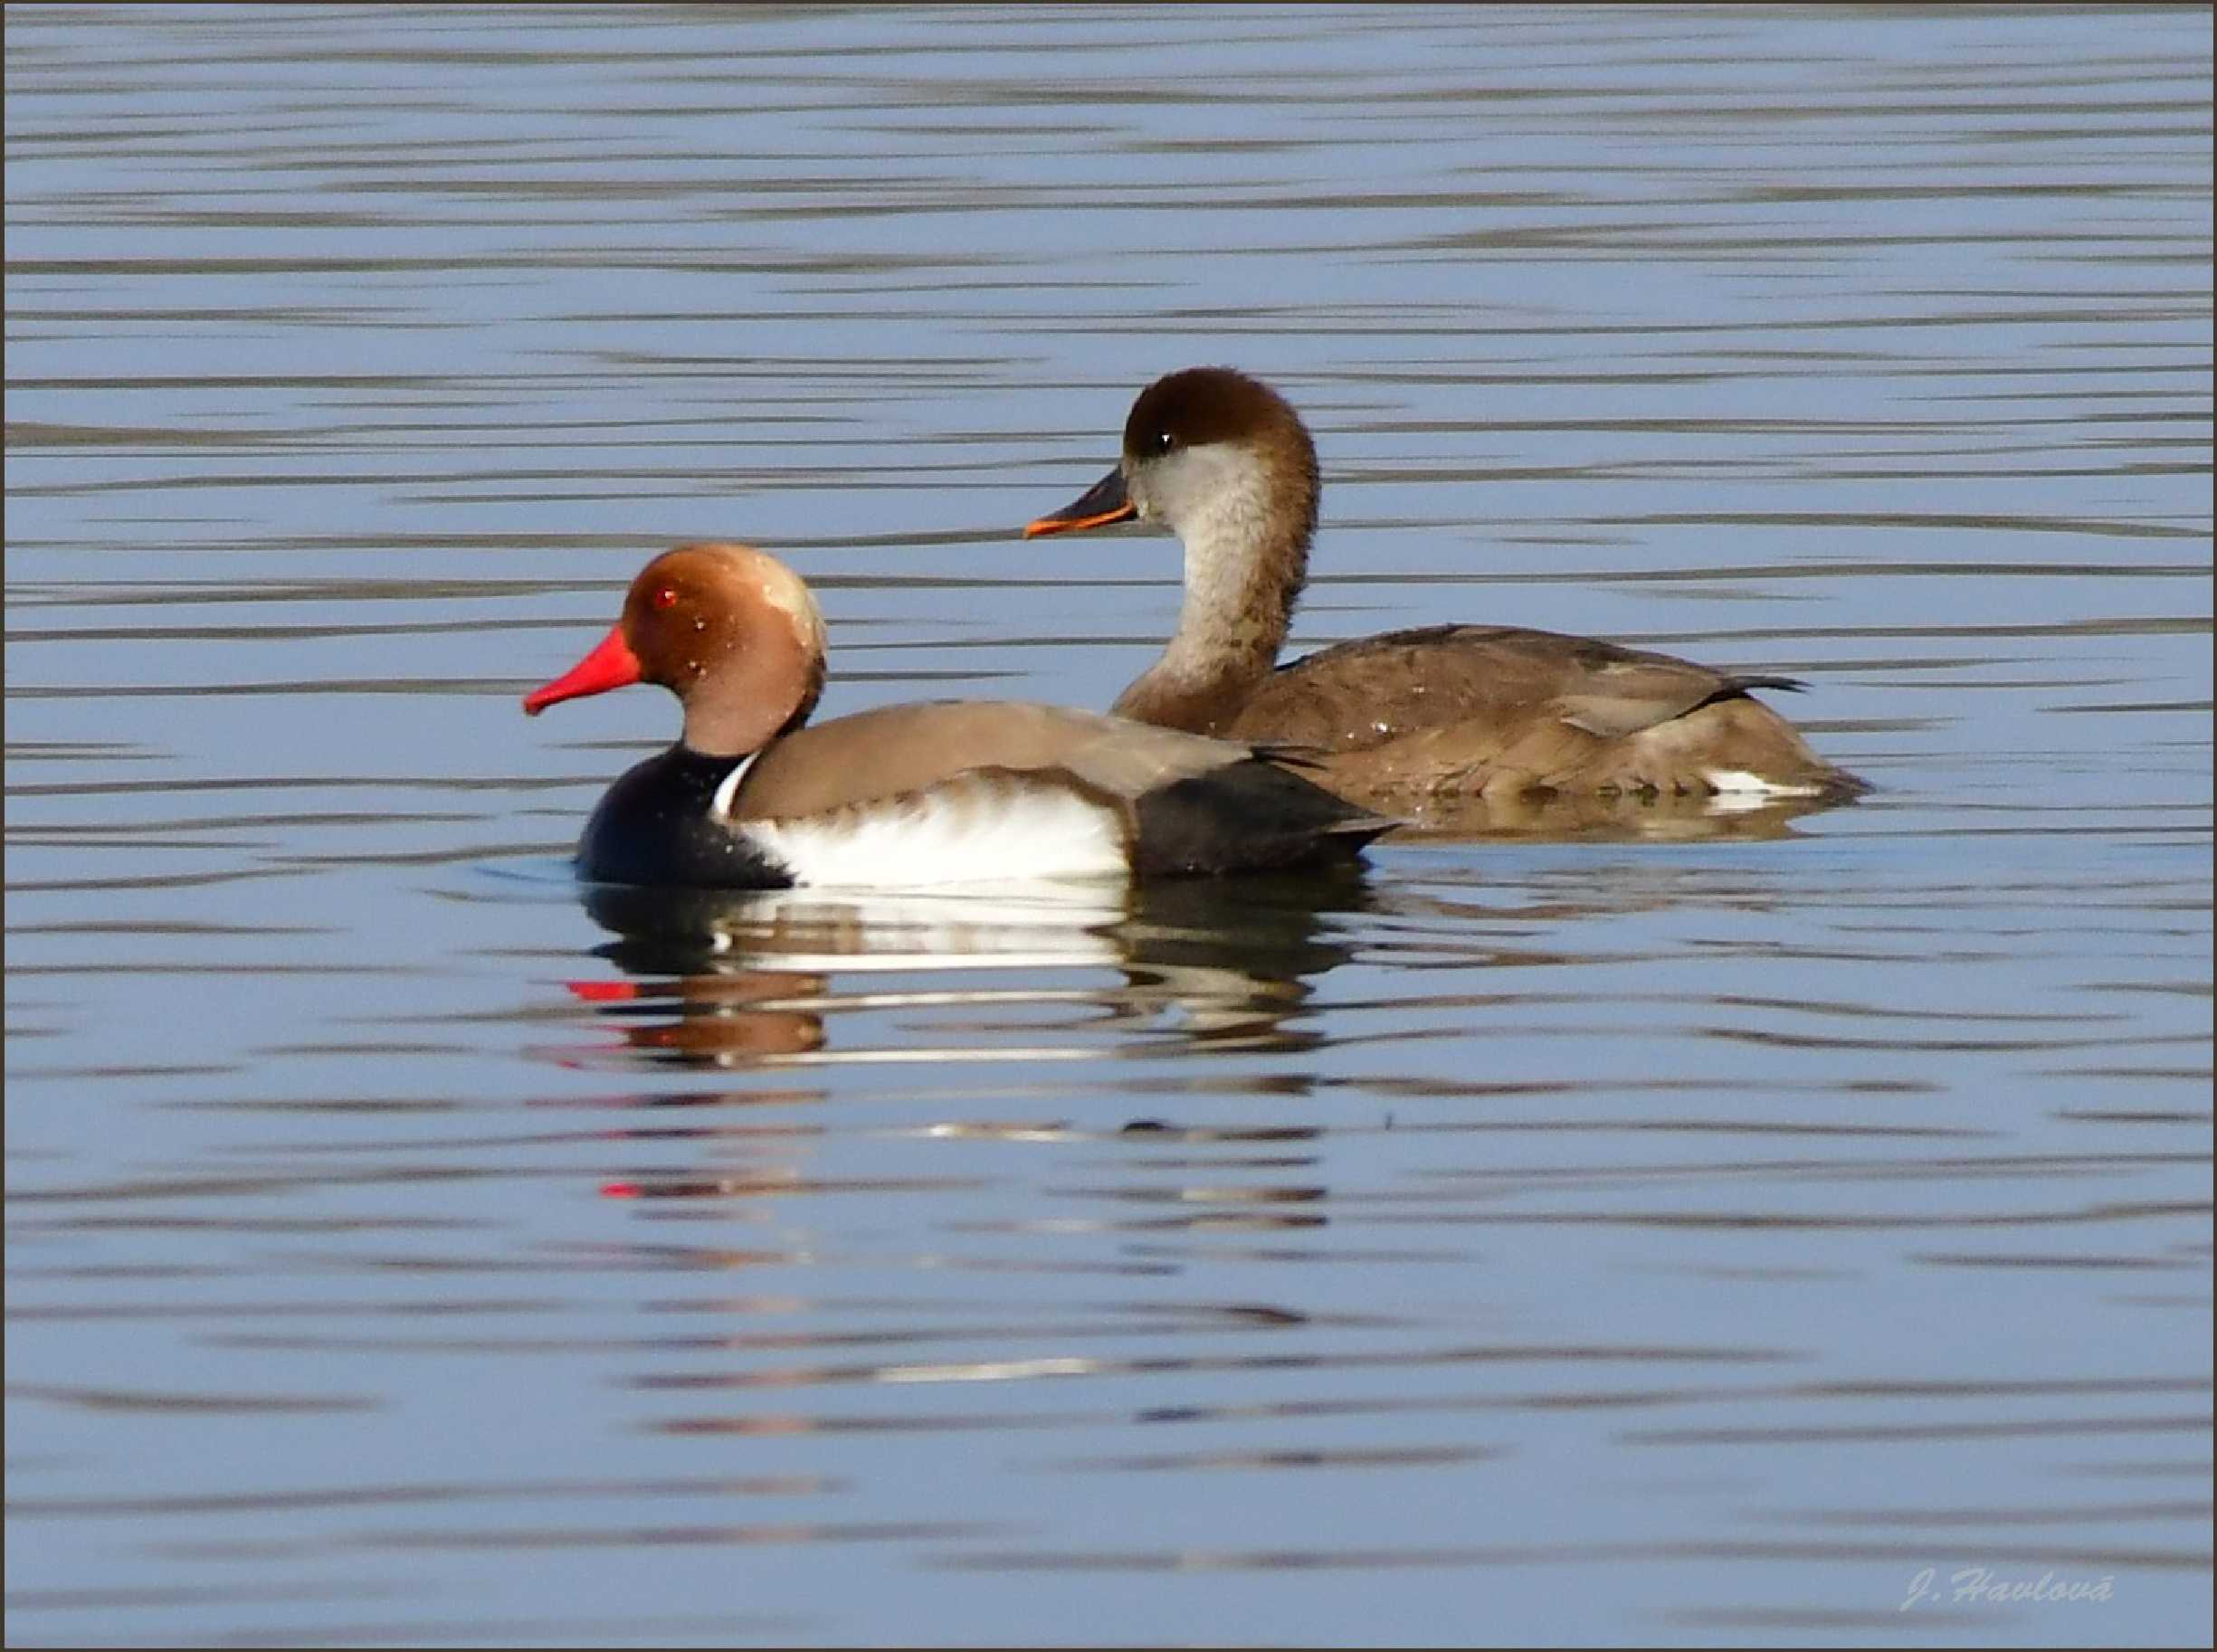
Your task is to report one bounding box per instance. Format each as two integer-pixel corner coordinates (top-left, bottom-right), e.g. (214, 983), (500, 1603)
(568, 869), (1377, 1072)
(1367, 783), (1844, 844)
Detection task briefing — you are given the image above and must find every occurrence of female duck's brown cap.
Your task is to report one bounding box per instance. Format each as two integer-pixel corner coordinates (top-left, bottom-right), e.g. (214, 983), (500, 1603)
(1027, 366), (1320, 540)
(1121, 366), (1313, 464)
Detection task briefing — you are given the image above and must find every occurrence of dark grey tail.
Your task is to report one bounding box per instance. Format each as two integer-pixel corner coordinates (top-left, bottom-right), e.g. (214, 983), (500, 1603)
(1134, 759), (1395, 878)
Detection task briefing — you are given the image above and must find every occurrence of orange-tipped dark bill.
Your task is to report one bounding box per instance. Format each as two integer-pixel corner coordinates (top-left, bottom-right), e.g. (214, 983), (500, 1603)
(1024, 465), (1136, 537)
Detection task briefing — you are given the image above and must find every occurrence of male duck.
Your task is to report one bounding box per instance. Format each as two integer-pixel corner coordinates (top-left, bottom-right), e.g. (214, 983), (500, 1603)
(523, 543), (1389, 888)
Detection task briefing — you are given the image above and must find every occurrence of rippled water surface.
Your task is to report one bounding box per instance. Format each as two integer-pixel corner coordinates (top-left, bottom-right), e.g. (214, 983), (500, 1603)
(5, 5), (2212, 1646)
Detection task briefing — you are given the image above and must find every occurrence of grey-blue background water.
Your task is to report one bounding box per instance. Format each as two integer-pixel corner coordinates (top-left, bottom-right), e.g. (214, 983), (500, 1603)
(5, 5), (2211, 1645)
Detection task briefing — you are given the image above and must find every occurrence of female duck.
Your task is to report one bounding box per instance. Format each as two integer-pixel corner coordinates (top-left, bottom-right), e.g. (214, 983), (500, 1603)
(523, 543), (1387, 889)
(1027, 367), (1864, 808)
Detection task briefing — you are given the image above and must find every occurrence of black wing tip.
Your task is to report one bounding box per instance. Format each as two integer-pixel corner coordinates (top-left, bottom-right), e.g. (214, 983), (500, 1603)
(1330, 810), (1403, 843)
(1248, 738), (1334, 771)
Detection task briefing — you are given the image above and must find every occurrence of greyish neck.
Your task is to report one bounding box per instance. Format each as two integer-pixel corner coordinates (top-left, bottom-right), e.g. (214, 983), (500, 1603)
(1115, 478), (1313, 736)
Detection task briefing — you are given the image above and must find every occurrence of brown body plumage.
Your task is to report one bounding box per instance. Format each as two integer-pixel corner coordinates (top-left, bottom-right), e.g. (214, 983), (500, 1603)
(1028, 367), (1864, 812)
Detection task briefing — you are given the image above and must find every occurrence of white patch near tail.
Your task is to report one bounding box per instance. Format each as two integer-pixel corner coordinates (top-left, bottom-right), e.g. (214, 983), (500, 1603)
(737, 777), (1129, 888)
(1703, 767), (1825, 802)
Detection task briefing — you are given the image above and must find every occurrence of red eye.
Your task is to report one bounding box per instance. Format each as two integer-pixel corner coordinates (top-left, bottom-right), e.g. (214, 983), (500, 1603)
(650, 586), (678, 610)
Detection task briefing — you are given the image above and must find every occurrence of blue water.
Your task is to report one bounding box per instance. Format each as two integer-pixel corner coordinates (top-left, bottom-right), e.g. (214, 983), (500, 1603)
(6, 5), (2210, 1646)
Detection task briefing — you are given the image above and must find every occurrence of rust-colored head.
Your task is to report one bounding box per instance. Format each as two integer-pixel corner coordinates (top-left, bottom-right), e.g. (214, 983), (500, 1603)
(524, 543), (828, 756)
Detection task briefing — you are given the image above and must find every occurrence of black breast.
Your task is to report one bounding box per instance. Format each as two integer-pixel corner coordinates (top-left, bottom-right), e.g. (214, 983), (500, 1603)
(573, 746), (794, 889)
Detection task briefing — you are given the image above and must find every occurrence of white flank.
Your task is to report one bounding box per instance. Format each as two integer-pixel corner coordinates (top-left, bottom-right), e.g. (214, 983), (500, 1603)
(1704, 767), (1825, 801)
(739, 779), (1129, 888)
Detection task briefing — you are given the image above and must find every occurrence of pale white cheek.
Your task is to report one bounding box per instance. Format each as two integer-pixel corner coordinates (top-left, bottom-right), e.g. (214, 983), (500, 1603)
(1704, 767), (1826, 805)
(742, 785), (1130, 888)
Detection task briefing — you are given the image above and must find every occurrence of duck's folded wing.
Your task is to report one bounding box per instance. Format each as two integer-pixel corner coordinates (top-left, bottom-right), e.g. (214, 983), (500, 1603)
(729, 702), (1391, 883)
(1553, 664), (1805, 740)
(1238, 625), (1803, 747)
(733, 700), (1270, 820)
